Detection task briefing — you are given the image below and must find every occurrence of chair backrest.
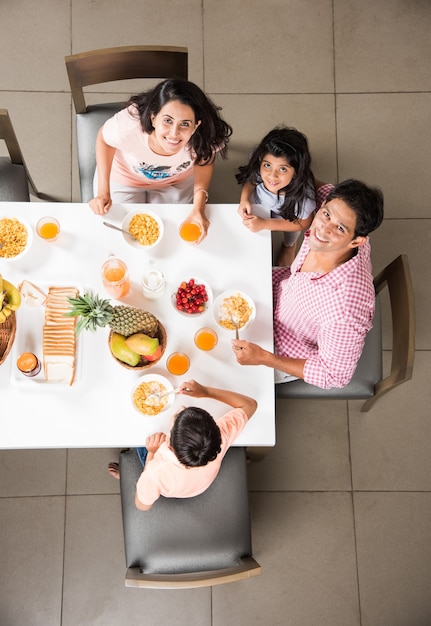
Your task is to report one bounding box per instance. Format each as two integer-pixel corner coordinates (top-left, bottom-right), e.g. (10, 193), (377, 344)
(65, 46), (188, 202)
(361, 253), (415, 411)
(0, 109), (31, 201)
(65, 45), (188, 113)
(276, 254), (415, 412)
(119, 447), (261, 589)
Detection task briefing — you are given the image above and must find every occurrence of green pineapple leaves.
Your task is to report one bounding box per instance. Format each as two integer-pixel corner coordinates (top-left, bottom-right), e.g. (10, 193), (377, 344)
(65, 292), (113, 335)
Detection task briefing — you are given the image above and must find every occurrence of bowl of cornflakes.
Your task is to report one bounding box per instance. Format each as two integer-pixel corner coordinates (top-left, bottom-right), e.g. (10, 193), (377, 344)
(0, 216), (33, 261)
(131, 373), (175, 416)
(213, 290), (256, 332)
(121, 210), (163, 250)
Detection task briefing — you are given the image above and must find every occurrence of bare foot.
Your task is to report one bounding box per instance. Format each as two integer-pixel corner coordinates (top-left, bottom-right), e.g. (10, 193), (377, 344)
(108, 462), (120, 479)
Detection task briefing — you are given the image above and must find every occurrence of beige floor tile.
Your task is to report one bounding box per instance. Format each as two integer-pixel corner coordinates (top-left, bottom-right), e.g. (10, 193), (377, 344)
(0, 496), (65, 626)
(0, 92), (72, 202)
(354, 492), (431, 626)
(0, 449), (66, 496)
(66, 448), (122, 494)
(370, 219), (431, 349)
(204, 0), (334, 93)
(71, 0), (204, 84)
(248, 398), (351, 491)
(336, 93), (431, 218)
(209, 94), (337, 203)
(0, 0), (70, 91)
(62, 494), (211, 626)
(213, 492), (360, 626)
(334, 0), (431, 92)
(349, 351), (431, 491)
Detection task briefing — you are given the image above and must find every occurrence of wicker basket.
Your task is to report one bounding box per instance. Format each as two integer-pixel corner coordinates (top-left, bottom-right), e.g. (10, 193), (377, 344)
(108, 321), (167, 370)
(0, 311), (17, 366)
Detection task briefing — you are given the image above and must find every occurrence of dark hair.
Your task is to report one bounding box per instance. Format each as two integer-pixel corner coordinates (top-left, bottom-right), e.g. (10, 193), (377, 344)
(235, 125), (316, 221)
(127, 79), (232, 165)
(170, 407), (222, 467)
(326, 179), (384, 237)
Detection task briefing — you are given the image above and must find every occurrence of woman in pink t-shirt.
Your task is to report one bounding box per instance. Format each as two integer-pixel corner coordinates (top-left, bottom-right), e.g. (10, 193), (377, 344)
(89, 79), (232, 242)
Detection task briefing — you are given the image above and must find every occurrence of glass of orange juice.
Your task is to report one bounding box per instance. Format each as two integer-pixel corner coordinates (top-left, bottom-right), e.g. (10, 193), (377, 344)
(166, 352), (190, 376)
(101, 253), (131, 299)
(36, 216), (60, 241)
(194, 327), (218, 351)
(179, 220), (202, 243)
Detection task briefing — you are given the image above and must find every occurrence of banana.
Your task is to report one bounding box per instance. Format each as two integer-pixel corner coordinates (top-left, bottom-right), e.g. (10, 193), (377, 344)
(2, 278), (21, 311)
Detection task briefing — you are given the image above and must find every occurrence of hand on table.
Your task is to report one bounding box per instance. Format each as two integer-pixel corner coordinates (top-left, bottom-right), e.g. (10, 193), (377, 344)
(89, 195), (112, 215)
(177, 379), (207, 398)
(145, 432), (167, 454)
(240, 214), (266, 233)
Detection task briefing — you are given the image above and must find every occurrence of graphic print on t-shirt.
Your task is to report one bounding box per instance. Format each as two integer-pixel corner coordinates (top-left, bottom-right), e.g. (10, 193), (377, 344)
(136, 161), (191, 180)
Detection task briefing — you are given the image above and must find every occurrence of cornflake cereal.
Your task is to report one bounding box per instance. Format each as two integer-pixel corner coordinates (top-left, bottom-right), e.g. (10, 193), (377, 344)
(128, 213), (160, 246)
(133, 380), (168, 415)
(0, 217), (28, 258)
(218, 294), (253, 330)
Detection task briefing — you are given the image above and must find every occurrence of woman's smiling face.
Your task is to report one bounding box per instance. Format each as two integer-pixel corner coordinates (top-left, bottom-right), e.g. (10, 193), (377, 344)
(149, 100), (201, 156)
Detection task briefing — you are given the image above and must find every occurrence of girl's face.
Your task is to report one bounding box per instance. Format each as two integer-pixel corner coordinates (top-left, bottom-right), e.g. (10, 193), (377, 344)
(259, 153), (295, 193)
(149, 100), (201, 156)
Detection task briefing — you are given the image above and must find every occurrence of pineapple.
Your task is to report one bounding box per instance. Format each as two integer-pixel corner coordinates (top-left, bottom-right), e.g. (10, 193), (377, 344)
(66, 292), (159, 337)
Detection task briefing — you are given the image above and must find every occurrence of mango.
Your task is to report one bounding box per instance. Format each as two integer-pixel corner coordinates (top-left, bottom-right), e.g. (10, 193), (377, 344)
(125, 333), (159, 356)
(110, 333), (140, 366)
(144, 345), (162, 362)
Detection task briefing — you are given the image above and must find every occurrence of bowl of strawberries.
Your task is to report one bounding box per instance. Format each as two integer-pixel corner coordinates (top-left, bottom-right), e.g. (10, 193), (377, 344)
(171, 276), (212, 317)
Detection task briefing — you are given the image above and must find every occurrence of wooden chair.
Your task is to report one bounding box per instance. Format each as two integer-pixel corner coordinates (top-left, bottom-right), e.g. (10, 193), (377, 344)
(65, 46), (188, 202)
(119, 447), (261, 589)
(276, 254), (415, 412)
(0, 109), (36, 201)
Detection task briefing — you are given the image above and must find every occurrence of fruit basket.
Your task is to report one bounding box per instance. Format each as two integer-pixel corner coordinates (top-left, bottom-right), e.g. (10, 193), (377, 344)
(0, 311), (16, 366)
(108, 320), (167, 370)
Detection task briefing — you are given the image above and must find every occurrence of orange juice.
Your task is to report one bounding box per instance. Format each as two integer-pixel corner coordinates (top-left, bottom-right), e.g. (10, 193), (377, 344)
(101, 257), (131, 298)
(36, 216), (60, 241)
(166, 352), (190, 376)
(179, 221), (201, 242)
(194, 328), (218, 351)
(17, 352), (41, 377)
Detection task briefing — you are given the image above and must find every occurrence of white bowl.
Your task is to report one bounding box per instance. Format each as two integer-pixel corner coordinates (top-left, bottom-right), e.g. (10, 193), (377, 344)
(131, 373), (175, 416)
(0, 216), (33, 261)
(171, 276), (212, 317)
(121, 210), (163, 250)
(213, 290), (256, 332)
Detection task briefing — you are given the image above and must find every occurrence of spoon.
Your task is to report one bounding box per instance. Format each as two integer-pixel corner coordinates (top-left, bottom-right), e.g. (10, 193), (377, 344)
(103, 221), (136, 240)
(231, 315), (240, 340)
(146, 386), (183, 406)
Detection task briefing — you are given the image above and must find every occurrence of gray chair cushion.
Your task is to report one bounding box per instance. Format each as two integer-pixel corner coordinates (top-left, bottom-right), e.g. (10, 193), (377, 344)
(76, 102), (125, 202)
(0, 159), (30, 201)
(119, 446), (252, 575)
(276, 295), (382, 400)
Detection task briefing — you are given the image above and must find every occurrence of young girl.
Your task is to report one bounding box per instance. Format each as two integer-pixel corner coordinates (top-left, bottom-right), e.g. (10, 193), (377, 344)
(236, 126), (317, 266)
(90, 79), (232, 242)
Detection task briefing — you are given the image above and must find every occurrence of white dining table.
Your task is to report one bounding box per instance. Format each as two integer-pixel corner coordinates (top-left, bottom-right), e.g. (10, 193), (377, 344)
(0, 202), (275, 450)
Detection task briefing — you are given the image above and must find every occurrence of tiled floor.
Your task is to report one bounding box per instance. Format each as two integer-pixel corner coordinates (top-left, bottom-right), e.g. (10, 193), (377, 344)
(1, 1), (430, 625)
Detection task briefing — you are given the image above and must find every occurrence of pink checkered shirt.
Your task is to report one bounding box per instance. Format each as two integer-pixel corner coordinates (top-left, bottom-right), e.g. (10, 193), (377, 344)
(273, 232), (375, 389)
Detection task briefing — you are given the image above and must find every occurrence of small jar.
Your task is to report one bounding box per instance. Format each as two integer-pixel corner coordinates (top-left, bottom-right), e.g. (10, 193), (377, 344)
(142, 261), (165, 300)
(16, 352), (41, 377)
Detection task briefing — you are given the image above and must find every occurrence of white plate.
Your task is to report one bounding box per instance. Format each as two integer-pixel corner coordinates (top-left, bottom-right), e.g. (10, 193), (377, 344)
(213, 290), (256, 331)
(131, 373), (175, 416)
(121, 210), (164, 250)
(10, 282), (82, 387)
(0, 215), (33, 261)
(171, 276), (212, 317)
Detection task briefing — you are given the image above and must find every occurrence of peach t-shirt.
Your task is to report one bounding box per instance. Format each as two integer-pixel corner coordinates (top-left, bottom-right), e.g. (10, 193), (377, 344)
(102, 105), (195, 187)
(135, 408), (248, 506)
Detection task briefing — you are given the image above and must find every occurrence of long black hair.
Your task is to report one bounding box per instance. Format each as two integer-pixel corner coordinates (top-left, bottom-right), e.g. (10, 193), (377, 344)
(127, 79), (232, 165)
(236, 126), (316, 221)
